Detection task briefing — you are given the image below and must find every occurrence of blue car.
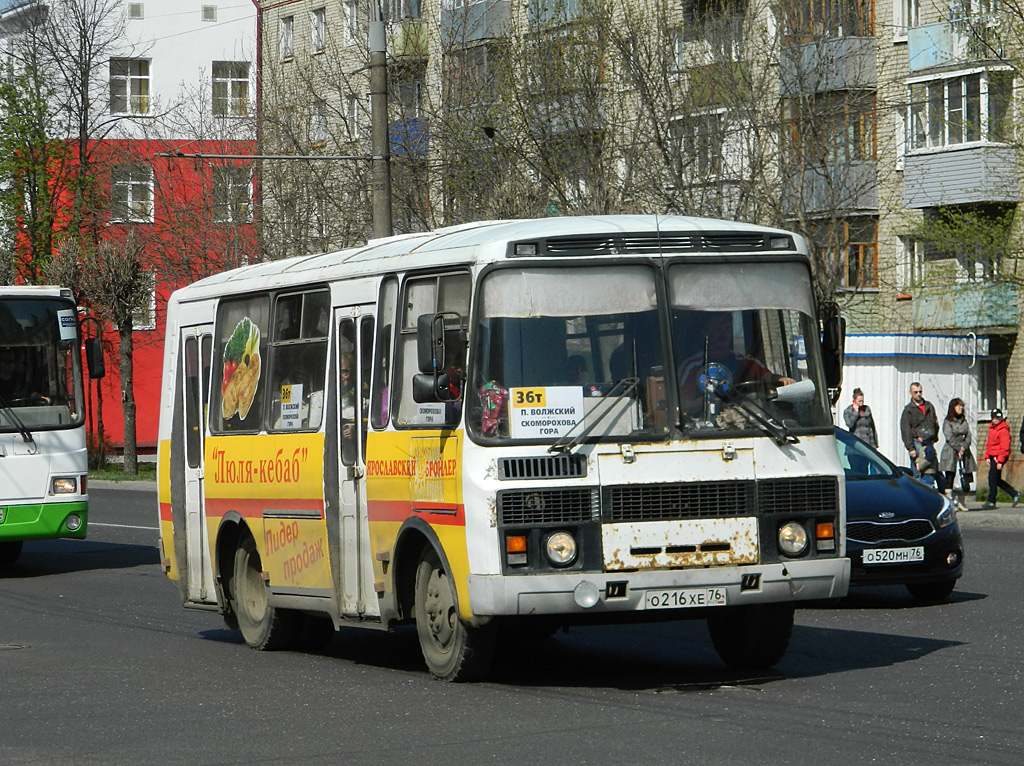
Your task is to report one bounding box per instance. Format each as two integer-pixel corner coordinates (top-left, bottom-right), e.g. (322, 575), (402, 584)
(835, 427), (964, 602)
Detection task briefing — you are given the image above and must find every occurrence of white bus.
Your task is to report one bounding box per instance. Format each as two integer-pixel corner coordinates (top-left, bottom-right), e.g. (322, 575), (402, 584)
(0, 286), (88, 566)
(157, 215), (849, 680)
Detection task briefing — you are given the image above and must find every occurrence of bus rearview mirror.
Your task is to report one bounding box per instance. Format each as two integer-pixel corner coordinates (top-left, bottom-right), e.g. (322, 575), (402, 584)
(85, 337), (105, 379)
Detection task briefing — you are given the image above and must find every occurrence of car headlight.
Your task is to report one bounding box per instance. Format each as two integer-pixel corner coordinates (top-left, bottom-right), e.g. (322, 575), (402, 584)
(778, 521), (808, 557)
(545, 531), (577, 567)
(936, 495), (956, 529)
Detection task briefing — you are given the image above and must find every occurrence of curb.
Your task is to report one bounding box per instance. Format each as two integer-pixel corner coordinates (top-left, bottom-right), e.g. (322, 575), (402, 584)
(956, 503), (1024, 528)
(88, 479), (158, 492)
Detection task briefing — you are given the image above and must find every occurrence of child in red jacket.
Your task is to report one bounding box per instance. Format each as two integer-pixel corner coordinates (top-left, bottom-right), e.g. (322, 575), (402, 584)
(983, 409), (1021, 508)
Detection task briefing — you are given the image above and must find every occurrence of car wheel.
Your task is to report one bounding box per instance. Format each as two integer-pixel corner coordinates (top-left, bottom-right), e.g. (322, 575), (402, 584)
(707, 603), (794, 670)
(0, 541), (23, 567)
(906, 579), (956, 603)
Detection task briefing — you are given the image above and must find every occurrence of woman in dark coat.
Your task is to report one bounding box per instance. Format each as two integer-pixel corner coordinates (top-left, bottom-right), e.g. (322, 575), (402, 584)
(940, 398), (976, 503)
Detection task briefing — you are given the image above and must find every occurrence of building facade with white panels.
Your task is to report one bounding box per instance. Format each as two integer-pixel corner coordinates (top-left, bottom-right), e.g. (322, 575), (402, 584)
(837, 334), (990, 466)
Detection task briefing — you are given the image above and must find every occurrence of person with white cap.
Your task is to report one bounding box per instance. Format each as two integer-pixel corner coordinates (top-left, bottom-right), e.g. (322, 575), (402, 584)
(982, 408), (1021, 509)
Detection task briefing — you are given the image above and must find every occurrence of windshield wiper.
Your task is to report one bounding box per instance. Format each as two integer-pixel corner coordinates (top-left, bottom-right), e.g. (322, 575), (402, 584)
(0, 391), (36, 447)
(714, 384), (798, 446)
(548, 376), (641, 455)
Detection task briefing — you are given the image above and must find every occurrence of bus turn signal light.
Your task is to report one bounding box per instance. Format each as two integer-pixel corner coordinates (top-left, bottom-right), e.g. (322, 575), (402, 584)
(816, 521), (836, 552)
(506, 535), (528, 567)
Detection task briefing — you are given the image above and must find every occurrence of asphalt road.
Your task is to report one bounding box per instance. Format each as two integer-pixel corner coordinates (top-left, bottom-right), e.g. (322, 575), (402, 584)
(1, 485), (1022, 766)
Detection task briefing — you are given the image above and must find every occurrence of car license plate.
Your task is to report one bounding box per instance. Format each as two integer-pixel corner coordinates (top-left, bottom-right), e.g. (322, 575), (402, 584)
(862, 546), (925, 565)
(645, 587), (727, 610)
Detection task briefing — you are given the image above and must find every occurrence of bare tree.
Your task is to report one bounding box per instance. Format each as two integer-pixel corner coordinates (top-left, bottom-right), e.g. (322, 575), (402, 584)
(81, 231), (150, 475)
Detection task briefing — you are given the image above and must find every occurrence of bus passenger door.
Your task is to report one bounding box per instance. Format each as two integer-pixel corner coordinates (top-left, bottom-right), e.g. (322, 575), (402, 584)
(336, 310), (374, 616)
(182, 327), (215, 603)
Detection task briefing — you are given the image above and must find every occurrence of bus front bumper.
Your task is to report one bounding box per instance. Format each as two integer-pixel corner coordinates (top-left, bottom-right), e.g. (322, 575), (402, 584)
(0, 501), (88, 541)
(467, 558), (850, 617)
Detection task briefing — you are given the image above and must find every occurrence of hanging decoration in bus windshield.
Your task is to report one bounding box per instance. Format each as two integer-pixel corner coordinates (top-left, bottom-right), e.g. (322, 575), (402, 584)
(221, 317), (262, 421)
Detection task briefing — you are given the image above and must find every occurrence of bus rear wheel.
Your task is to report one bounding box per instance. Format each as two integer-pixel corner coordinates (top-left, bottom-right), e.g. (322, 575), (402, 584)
(707, 603), (794, 670)
(0, 541), (22, 567)
(414, 547), (495, 682)
(230, 534), (300, 651)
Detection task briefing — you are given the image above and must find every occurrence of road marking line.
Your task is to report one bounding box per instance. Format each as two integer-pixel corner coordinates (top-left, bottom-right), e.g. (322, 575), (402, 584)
(90, 522), (158, 531)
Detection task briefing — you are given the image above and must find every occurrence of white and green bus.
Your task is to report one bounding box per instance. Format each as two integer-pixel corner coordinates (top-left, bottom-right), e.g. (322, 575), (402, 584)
(0, 286), (88, 566)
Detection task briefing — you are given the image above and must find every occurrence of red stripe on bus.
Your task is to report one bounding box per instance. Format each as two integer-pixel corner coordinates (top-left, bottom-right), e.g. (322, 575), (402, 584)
(204, 496), (325, 519)
(368, 499), (465, 526)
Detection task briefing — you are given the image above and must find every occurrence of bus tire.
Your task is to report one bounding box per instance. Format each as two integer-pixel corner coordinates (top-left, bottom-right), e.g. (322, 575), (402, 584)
(707, 603), (794, 670)
(0, 541), (23, 567)
(230, 534), (300, 651)
(414, 547), (495, 682)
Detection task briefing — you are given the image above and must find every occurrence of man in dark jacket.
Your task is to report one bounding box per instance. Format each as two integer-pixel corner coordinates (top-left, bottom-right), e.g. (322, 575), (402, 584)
(899, 381), (941, 489)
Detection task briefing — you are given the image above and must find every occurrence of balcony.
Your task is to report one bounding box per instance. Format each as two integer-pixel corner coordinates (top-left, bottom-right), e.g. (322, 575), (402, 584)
(904, 145), (1018, 208)
(911, 281), (1018, 331)
(391, 18), (428, 58)
(783, 161), (878, 216)
(440, 0), (510, 46)
(908, 19), (1004, 73)
(780, 36), (876, 96)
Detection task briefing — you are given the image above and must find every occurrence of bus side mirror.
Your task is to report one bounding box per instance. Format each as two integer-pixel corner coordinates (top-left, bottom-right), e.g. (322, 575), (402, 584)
(821, 315), (845, 403)
(85, 337), (105, 379)
(416, 313), (443, 375)
(412, 371), (451, 403)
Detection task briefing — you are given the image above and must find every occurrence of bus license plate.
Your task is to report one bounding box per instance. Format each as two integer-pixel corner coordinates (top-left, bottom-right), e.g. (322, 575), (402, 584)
(862, 546), (925, 565)
(645, 587), (727, 610)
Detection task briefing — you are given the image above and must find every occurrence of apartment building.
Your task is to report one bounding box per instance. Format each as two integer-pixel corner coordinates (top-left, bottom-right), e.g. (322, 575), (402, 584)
(258, 0), (1019, 467)
(0, 0), (258, 453)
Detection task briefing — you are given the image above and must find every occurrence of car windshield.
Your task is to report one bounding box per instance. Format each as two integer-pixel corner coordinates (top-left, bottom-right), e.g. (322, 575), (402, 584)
(667, 261), (832, 437)
(0, 297), (85, 431)
(835, 430), (897, 479)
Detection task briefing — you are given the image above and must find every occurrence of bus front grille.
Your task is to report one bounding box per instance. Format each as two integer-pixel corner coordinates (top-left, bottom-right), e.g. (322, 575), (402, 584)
(601, 481), (755, 522)
(498, 454), (587, 480)
(847, 519), (935, 543)
(498, 488), (599, 525)
(757, 477), (839, 515)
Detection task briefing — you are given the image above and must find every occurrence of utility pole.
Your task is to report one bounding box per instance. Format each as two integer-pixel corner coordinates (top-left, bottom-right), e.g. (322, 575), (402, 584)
(369, 0), (393, 238)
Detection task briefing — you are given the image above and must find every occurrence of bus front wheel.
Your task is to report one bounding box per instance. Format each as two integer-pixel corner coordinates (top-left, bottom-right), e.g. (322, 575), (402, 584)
(707, 603), (794, 670)
(230, 534), (300, 651)
(0, 541), (22, 567)
(413, 547), (495, 682)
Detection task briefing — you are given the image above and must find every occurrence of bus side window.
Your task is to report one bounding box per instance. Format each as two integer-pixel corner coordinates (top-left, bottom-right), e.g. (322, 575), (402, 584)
(359, 316), (374, 457)
(371, 276), (397, 429)
(339, 318), (356, 466)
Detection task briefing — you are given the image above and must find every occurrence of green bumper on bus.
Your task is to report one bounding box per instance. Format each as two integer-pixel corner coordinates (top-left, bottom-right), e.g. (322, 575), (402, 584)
(0, 500), (88, 542)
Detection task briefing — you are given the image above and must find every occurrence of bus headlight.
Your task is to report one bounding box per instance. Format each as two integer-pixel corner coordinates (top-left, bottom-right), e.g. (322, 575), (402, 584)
(51, 477), (77, 494)
(545, 531), (577, 567)
(778, 522), (808, 557)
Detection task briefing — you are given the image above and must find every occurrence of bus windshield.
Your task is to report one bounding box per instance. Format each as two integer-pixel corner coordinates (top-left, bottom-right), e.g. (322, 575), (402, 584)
(0, 297), (84, 431)
(469, 260), (831, 443)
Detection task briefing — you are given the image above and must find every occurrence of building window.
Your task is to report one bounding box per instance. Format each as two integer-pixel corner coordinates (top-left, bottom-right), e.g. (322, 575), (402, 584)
(346, 94), (361, 138)
(787, 0), (873, 42)
(280, 15), (294, 60)
(893, 0), (919, 37)
(528, 0), (579, 25)
(213, 166), (252, 224)
(671, 110), (726, 177)
(128, 3), (144, 20)
(390, 0), (421, 20)
(311, 98), (328, 146)
(109, 58), (150, 115)
(311, 7), (327, 53)
(783, 91), (877, 163)
(344, 1), (358, 44)
(897, 235), (924, 289)
(202, 4), (217, 21)
(812, 217), (878, 288)
(908, 70), (1013, 150)
(212, 61), (249, 117)
(111, 165), (153, 222)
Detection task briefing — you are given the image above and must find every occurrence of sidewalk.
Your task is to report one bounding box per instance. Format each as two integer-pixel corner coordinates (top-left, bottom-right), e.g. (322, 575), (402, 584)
(954, 498), (1024, 528)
